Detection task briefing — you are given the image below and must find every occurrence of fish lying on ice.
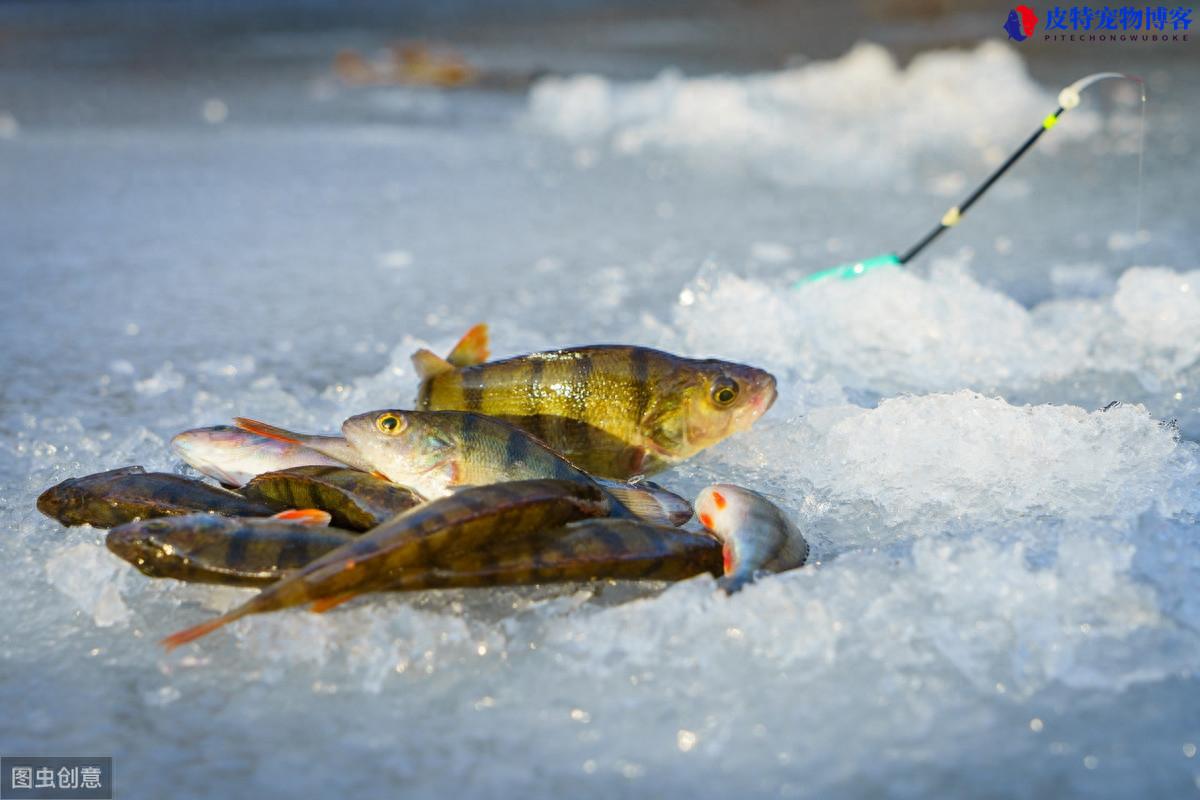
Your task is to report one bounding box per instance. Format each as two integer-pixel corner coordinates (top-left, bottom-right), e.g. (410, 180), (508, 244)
(171, 426), (359, 487)
(161, 479), (612, 649)
(694, 483), (809, 593)
(107, 511), (350, 586)
(412, 325), (778, 479)
(36, 466), (276, 528)
(242, 466), (422, 531)
(385, 518), (723, 590)
(234, 410), (691, 525)
(115, 516), (719, 591)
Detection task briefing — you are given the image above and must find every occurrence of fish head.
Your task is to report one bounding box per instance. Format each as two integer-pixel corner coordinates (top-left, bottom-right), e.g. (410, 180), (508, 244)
(171, 426), (256, 486)
(341, 410), (457, 490)
(106, 517), (222, 577)
(696, 483), (807, 579)
(36, 480), (86, 520)
(36, 466), (145, 522)
(695, 483), (745, 573)
(653, 361), (776, 457)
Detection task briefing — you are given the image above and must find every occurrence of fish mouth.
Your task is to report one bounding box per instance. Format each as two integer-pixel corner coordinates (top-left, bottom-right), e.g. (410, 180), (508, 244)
(106, 527), (182, 577)
(105, 526), (153, 564)
(746, 371), (778, 417)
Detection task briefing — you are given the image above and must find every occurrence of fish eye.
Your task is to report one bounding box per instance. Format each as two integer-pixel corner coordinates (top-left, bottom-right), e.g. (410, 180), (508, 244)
(376, 413), (406, 435)
(711, 377), (740, 407)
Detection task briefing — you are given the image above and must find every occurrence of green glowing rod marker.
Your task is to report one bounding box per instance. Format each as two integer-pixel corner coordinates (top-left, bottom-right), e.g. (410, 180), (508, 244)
(795, 72), (1143, 287)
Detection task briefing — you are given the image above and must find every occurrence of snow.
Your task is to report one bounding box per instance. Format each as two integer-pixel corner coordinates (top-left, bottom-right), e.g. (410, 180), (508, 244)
(3, 10), (1200, 800)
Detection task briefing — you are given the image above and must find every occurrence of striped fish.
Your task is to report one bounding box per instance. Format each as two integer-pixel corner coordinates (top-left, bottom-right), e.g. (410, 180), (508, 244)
(412, 325), (777, 479)
(234, 411), (691, 525)
(386, 518), (722, 590)
(107, 512), (351, 586)
(36, 466), (276, 529)
(161, 479), (611, 649)
(242, 466), (422, 531)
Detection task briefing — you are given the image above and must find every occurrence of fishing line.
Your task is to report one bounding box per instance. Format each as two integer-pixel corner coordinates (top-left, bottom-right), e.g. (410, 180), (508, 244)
(798, 71), (1145, 285)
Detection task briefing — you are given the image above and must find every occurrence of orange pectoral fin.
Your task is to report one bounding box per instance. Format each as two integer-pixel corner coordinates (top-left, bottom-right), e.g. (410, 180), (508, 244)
(233, 417), (304, 445)
(446, 323), (489, 367)
(271, 509), (332, 527)
(161, 615), (233, 651)
(310, 593), (357, 613)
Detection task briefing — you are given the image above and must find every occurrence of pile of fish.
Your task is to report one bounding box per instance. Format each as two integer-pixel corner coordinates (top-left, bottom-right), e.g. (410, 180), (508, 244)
(36, 326), (808, 650)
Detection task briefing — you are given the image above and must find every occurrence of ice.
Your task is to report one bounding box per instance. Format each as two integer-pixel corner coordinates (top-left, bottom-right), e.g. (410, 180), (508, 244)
(669, 261), (1200, 436)
(45, 543), (131, 628)
(528, 42), (1097, 185)
(3, 11), (1200, 800)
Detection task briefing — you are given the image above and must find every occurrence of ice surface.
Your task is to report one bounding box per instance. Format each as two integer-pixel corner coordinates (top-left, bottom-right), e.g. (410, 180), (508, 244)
(3, 16), (1200, 800)
(669, 261), (1200, 436)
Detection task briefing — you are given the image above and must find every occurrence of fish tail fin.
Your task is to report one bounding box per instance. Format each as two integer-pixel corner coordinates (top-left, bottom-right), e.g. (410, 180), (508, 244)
(411, 349), (455, 381)
(310, 592), (357, 613)
(161, 607), (248, 651)
(233, 417), (305, 445)
(446, 323), (489, 367)
(271, 509), (332, 526)
(597, 479), (694, 526)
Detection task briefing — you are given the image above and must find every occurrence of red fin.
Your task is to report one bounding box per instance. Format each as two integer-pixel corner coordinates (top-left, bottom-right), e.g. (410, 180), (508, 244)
(446, 323), (489, 367)
(271, 509), (332, 526)
(310, 593), (357, 613)
(233, 417), (303, 445)
(411, 349), (455, 380)
(161, 614), (236, 651)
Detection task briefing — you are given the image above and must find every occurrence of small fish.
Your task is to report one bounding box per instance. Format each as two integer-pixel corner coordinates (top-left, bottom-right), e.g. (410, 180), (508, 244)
(107, 512), (352, 586)
(242, 466), (423, 531)
(36, 466), (276, 528)
(386, 518), (722, 591)
(412, 325), (777, 478)
(171, 426), (355, 487)
(160, 479), (611, 649)
(694, 484), (809, 593)
(235, 411), (690, 525)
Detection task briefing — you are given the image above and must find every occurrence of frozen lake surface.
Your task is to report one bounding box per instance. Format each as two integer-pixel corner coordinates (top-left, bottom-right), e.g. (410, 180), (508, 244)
(3, 3), (1199, 797)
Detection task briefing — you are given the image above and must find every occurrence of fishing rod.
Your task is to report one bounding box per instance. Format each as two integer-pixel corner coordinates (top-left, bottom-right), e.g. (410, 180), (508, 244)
(796, 72), (1144, 285)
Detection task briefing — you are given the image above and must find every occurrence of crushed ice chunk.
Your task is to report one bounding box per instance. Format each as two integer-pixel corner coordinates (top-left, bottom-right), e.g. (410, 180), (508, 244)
(45, 543), (131, 627)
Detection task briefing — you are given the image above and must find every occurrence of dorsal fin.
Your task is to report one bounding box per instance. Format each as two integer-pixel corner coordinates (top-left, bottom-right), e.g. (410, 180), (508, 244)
(446, 323), (489, 367)
(233, 417), (303, 445)
(309, 592), (358, 613)
(412, 348), (455, 380)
